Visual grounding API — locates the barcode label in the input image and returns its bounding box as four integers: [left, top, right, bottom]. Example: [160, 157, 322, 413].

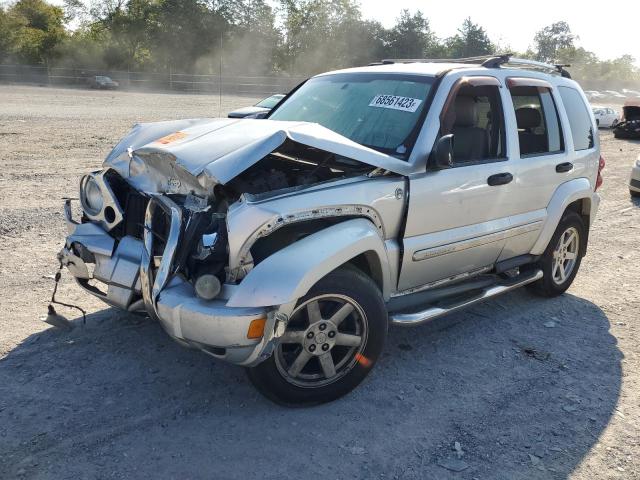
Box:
[369, 95, 422, 112]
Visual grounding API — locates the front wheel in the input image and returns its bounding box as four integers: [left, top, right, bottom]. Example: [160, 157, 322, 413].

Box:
[528, 211, 585, 297]
[247, 268, 388, 406]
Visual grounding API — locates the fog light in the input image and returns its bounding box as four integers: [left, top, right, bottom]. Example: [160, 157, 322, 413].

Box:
[194, 274, 221, 300]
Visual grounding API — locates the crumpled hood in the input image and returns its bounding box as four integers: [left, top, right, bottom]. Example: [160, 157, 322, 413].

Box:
[104, 118, 411, 192]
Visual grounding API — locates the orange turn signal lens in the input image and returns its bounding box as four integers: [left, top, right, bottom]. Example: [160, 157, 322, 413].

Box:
[247, 317, 267, 339]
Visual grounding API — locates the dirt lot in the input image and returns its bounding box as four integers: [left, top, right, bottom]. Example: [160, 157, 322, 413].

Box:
[0, 85, 638, 480]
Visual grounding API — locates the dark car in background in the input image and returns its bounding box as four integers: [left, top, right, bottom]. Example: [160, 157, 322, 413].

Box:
[614, 99, 640, 139]
[88, 75, 119, 90]
[227, 94, 285, 118]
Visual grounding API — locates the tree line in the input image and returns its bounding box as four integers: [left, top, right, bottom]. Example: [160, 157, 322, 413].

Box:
[0, 0, 638, 89]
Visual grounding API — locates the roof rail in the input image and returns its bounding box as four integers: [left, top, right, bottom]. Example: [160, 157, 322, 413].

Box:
[381, 54, 511, 66]
[504, 58, 572, 78]
[375, 54, 572, 78]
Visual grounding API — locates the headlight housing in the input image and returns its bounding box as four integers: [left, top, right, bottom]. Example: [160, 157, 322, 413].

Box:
[81, 176, 104, 215]
[635, 158, 640, 168]
[78, 171, 124, 230]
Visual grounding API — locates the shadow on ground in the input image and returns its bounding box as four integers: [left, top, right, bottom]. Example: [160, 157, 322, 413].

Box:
[0, 289, 621, 480]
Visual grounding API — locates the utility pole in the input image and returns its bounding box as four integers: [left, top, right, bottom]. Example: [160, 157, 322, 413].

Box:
[219, 29, 223, 117]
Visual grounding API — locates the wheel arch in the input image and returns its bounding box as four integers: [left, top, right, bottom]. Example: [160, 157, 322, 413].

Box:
[226, 218, 391, 308]
[530, 178, 600, 256]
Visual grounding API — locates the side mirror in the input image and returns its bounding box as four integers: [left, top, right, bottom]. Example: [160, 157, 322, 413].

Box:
[432, 134, 454, 169]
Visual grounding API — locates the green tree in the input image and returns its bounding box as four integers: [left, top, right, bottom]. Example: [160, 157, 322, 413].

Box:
[386, 10, 440, 59]
[0, 7, 23, 62]
[9, 0, 67, 64]
[219, 0, 282, 75]
[278, 0, 365, 74]
[533, 21, 575, 63]
[445, 17, 494, 58]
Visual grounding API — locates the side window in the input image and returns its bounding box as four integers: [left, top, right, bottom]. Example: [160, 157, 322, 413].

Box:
[558, 86, 595, 151]
[509, 86, 564, 156]
[441, 84, 506, 165]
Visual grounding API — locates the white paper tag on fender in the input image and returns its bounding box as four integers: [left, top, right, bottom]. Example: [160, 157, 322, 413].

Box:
[369, 95, 422, 112]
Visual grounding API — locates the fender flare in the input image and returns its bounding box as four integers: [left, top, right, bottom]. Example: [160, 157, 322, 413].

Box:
[226, 218, 391, 308]
[530, 178, 599, 255]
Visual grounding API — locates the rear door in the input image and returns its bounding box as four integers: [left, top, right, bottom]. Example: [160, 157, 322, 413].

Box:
[500, 78, 596, 261]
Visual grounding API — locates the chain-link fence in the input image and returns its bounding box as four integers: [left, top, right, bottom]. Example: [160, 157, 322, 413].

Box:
[0, 64, 306, 96]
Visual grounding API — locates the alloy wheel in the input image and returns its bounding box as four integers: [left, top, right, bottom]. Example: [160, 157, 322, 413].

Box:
[551, 226, 579, 285]
[275, 294, 368, 388]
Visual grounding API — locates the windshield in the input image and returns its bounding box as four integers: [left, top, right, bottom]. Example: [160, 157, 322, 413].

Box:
[269, 73, 435, 158]
[256, 95, 284, 109]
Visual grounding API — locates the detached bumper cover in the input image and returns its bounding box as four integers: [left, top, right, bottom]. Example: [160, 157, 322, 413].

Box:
[59, 199, 276, 366]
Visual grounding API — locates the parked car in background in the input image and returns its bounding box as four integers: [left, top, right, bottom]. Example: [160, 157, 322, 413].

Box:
[58, 56, 602, 405]
[227, 94, 285, 118]
[592, 107, 620, 128]
[629, 154, 640, 198]
[614, 99, 640, 139]
[88, 75, 119, 90]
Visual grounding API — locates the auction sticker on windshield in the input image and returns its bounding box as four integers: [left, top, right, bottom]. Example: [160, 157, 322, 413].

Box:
[369, 95, 422, 113]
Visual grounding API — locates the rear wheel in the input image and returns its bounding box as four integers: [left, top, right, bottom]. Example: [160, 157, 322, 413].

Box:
[528, 212, 585, 297]
[247, 268, 387, 406]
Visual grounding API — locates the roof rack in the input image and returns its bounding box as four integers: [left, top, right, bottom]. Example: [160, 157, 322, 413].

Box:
[379, 54, 511, 66]
[374, 54, 571, 78]
[503, 58, 572, 78]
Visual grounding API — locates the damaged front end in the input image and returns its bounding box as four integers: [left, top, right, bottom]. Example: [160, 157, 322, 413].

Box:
[59, 118, 403, 366]
[60, 175, 272, 365]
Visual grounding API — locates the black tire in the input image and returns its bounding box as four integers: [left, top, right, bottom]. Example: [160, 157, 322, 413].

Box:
[528, 211, 586, 297]
[631, 189, 640, 198]
[247, 267, 388, 406]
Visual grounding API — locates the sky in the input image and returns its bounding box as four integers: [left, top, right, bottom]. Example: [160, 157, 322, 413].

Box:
[358, 0, 639, 64]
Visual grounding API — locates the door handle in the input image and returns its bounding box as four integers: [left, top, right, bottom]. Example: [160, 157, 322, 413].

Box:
[556, 162, 574, 173]
[487, 172, 513, 186]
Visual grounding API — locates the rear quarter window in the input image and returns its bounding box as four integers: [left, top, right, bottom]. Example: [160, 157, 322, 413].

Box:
[558, 87, 594, 151]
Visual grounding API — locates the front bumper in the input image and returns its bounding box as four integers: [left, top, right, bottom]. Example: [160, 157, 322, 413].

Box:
[60, 198, 281, 366]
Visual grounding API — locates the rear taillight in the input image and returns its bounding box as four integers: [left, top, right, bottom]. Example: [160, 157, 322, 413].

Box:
[595, 155, 605, 191]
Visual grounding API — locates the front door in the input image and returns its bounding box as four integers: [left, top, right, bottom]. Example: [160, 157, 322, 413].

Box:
[398, 76, 518, 291]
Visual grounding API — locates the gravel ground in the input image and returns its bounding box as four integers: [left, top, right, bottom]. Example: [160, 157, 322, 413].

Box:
[0, 85, 639, 480]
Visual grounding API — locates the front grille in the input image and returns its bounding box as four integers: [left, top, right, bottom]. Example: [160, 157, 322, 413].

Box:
[123, 192, 149, 238]
[103, 169, 149, 240]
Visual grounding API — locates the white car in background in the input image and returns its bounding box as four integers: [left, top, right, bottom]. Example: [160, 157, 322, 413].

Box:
[592, 107, 620, 128]
[630, 154, 640, 198]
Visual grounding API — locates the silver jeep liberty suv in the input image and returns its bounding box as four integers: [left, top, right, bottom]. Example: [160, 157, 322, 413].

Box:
[59, 55, 603, 405]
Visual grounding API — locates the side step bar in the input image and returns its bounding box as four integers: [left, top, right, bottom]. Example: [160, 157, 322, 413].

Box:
[390, 269, 543, 327]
